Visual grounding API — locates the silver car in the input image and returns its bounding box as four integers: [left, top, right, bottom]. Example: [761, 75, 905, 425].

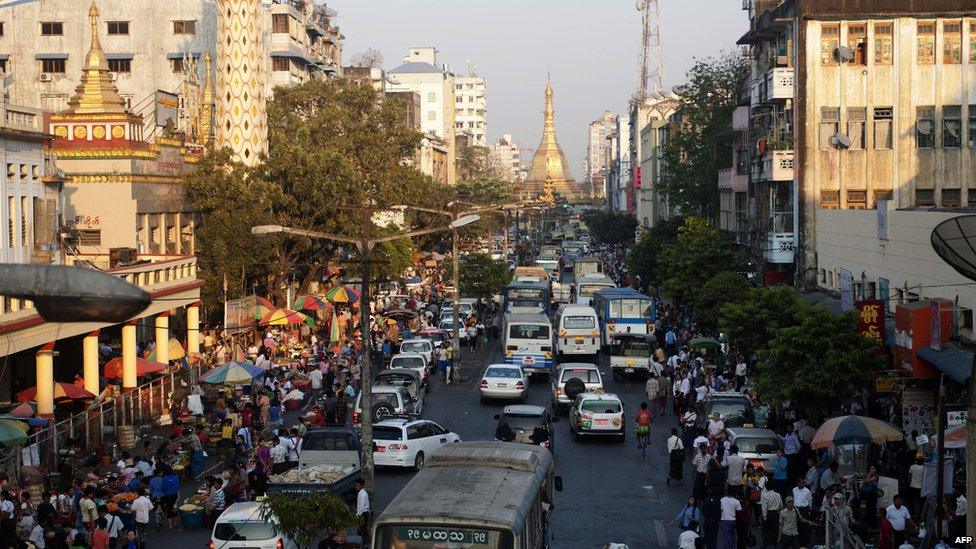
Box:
[727, 427, 782, 472]
[551, 363, 603, 414]
[480, 364, 529, 402]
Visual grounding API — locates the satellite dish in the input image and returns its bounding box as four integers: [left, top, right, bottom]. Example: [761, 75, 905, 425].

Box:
[835, 46, 855, 62]
[672, 84, 691, 96]
[932, 215, 976, 282]
[832, 133, 852, 149]
[636, 0, 646, 11]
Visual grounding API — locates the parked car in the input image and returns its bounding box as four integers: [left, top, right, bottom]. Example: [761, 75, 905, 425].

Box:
[551, 363, 604, 414]
[437, 317, 458, 339]
[569, 392, 625, 442]
[440, 299, 475, 321]
[479, 364, 529, 402]
[696, 391, 755, 430]
[372, 418, 461, 470]
[727, 427, 782, 472]
[493, 404, 557, 454]
[416, 328, 448, 346]
[373, 368, 426, 400]
[212, 502, 297, 549]
[399, 338, 434, 366]
[352, 385, 423, 427]
[388, 352, 429, 382]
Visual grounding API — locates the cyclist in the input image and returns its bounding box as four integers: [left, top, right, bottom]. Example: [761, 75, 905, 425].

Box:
[635, 402, 654, 449]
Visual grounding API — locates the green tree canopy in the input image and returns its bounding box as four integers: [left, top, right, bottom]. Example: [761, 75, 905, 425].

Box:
[659, 51, 745, 220]
[456, 144, 502, 181]
[583, 210, 638, 246]
[260, 492, 358, 549]
[444, 252, 511, 301]
[692, 271, 751, 333]
[717, 286, 809, 356]
[626, 216, 683, 290]
[657, 217, 747, 306]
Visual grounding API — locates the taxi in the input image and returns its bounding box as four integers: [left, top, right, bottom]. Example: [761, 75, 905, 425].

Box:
[568, 391, 625, 442]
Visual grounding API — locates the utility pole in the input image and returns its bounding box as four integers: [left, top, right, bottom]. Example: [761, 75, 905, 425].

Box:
[451, 201, 461, 383]
[356, 206, 376, 496]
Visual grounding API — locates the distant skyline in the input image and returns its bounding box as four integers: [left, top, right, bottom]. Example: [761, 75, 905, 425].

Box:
[331, 1, 747, 176]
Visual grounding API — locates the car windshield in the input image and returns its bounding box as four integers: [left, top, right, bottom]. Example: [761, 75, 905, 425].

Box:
[620, 339, 652, 357]
[485, 367, 521, 379]
[213, 522, 277, 541]
[561, 369, 600, 384]
[401, 342, 429, 353]
[496, 413, 544, 432]
[581, 399, 622, 414]
[376, 374, 415, 387]
[563, 316, 595, 329]
[735, 436, 781, 454]
[509, 324, 550, 340]
[372, 426, 404, 441]
[707, 401, 750, 418]
[392, 356, 424, 368]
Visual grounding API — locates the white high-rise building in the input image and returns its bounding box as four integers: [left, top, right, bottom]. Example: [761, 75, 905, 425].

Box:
[454, 74, 487, 147]
[488, 134, 525, 183]
[586, 111, 616, 199]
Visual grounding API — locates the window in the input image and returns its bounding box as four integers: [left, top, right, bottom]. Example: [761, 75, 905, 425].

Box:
[107, 21, 129, 35]
[848, 24, 867, 65]
[819, 107, 840, 149]
[874, 107, 893, 149]
[19, 197, 27, 247]
[41, 59, 65, 74]
[272, 57, 289, 71]
[821, 24, 839, 65]
[917, 106, 935, 148]
[427, 92, 437, 102]
[847, 107, 866, 149]
[942, 189, 961, 207]
[847, 190, 867, 208]
[969, 191, 976, 207]
[943, 106, 962, 148]
[108, 58, 130, 73]
[40, 22, 63, 36]
[7, 197, 14, 247]
[943, 21, 962, 64]
[170, 58, 184, 73]
[874, 22, 893, 64]
[915, 189, 935, 206]
[917, 22, 935, 64]
[427, 110, 436, 121]
[0, 59, 7, 73]
[971, 23, 976, 63]
[0, 22, 5, 37]
[821, 191, 840, 209]
[969, 105, 976, 147]
[874, 190, 893, 205]
[272, 14, 289, 33]
[172, 20, 195, 35]
[76, 229, 101, 246]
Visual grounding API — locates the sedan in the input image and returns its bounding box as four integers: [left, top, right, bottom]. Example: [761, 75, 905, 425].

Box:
[373, 419, 461, 470]
[480, 364, 528, 403]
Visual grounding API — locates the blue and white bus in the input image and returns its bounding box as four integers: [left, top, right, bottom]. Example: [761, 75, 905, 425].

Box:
[503, 312, 554, 376]
[591, 287, 656, 349]
[501, 281, 551, 316]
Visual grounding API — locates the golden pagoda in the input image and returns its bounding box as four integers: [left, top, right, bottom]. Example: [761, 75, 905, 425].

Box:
[523, 76, 584, 203]
[65, 3, 128, 115]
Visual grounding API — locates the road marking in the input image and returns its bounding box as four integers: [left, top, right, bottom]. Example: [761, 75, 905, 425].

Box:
[654, 519, 668, 546]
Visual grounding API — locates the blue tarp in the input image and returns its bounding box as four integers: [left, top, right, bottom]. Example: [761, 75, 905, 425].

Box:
[917, 345, 973, 384]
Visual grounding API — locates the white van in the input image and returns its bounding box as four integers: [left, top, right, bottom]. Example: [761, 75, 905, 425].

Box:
[502, 312, 554, 377]
[572, 273, 615, 306]
[554, 304, 600, 359]
[212, 501, 297, 549]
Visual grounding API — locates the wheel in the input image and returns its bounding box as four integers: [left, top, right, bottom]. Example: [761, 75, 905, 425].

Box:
[371, 403, 394, 422]
[414, 451, 425, 470]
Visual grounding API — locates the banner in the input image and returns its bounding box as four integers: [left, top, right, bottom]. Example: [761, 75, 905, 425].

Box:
[930, 300, 942, 351]
[224, 295, 259, 336]
[901, 387, 935, 435]
[154, 90, 179, 128]
[856, 300, 885, 346]
[840, 268, 854, 311]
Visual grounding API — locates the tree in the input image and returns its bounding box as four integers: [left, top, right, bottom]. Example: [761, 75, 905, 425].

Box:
[717, 286, 809, 356]
[692, 271, 751, 333]
[626, 216, 683, 290]
[260, 492, 358, 549]
[659, 52, 745, 220]
[456, 144, 502, 181]
[754, 306, 885, 409]
[444, 253, 511, 301]
[657, 217, 747, 306]
[583, 210, 638, 246]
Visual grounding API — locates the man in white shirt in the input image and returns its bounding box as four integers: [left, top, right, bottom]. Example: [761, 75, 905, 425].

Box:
[707, 413, 725, 439]
[130, 488, 154, 545]
[309, 367, 323, 391]
[885, 495, 915, 547]
[678, 522, 700, 549]
[734, 358, 747, 387]
[355, 479, 370, 545]
[719, 491, 742, 549]
[792, 478, 814, 545]
[726, 445, 746, 495]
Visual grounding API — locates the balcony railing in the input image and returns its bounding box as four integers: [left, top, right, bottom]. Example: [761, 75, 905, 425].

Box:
[1, 104, 43, 134]
[765, 67, 794, 101]
[718, 167, 749, 192]
[753, 150, 794, 182]
[766, 232, 795, 264]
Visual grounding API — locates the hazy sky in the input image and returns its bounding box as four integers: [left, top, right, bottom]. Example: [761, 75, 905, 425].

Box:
[331, 1, 747, 175]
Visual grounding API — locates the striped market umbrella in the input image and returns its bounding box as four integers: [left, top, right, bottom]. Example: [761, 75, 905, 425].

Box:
[17, 382, 95, 402]
[103, 357, 168, 379]
[8, 402, 36, 418]
[811, 415, 904, 449]
[259, 308, 307, 326]
[0, 419, 28, 446]
[293, 294, 329, 311]
[253, 296, 276, 320]
[202, 361, 266, 386]
[325, 285, 360, 304]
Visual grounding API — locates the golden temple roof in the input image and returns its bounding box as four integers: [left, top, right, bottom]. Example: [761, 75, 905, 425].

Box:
[65, 2, 129, 115]
[523, 75, 584, 203]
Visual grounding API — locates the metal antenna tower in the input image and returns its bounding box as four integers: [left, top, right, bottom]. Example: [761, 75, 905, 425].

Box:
[633, 0, 664, 104]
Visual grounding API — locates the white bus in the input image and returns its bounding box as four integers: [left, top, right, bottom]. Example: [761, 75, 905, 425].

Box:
[572, 273, 615, 306]
[554, 304, 600, 359]
[372, 441, 562, 549]
[502, 312, 554, 377]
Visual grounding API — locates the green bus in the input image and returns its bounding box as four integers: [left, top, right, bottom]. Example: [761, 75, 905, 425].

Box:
[372, 441, 562, 548]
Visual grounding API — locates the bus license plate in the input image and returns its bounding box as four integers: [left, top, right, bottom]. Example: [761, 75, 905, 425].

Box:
[574, 337, 584, 343]
[523, 356, 535, 365]
[625, 368, 634, 373]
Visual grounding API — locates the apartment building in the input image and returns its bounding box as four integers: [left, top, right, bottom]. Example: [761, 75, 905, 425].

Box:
[630, 94, 678, 229]
[454, 74, 487, 147]
[586, 111, 616, 200]
[488, 134, 526, 183]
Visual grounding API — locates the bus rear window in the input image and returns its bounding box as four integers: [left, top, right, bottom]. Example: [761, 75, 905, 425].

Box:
[563, 316, 595, 329]
[213, 522, 277, 541]
[509, 324, 550, 340]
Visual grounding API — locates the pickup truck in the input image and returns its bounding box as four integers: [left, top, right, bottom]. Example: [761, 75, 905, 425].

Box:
[609, 333, 655, 381]
[265, 428, 362, 502]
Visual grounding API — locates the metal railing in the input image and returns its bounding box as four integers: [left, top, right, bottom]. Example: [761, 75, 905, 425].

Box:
[824, 507, 867, 549]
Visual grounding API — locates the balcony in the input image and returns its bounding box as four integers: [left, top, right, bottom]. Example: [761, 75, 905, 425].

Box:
[718, 167, 748, 192]
[766, 232, 795, 264]
[764, 67, 793, 100]
[753, 150, 794, 181]
[1, 104, 43, 134]
[732, 106, 750, 132]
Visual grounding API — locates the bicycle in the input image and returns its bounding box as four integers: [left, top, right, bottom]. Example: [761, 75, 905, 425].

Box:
[635, 426, 650, 458]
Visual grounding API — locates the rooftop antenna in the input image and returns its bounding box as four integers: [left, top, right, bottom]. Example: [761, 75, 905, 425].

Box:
[632, 0, 664, 105]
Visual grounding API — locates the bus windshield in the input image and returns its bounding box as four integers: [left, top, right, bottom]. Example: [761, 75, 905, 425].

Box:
[609, 298, 653, 318]
[579, 283, 613, 297]
[506, 288, 546, 309]
[509, 324, 550, 340]
[375, 525, 514, 548]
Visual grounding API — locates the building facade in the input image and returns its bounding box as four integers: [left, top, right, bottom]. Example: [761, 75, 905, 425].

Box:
[454, 74, 487, 147]
[630, 94, 678, 228]
[605, 115, 631, 213]
[488, 134, 525, 183]
[586, 111, 616, 201]
[386, 47, 457, 185]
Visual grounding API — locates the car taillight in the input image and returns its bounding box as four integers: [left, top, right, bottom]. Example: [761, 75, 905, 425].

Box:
[209, 542, 214, 549]
[387, 443, 407, 450]
[352, 411, 361, 425]
[480, 380, 489, 388]
[515, 381, 524, 389]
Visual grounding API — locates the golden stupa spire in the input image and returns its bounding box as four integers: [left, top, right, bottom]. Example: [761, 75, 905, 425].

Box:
[65, 1, 128, 115]
[200, 51, 215, 144]
[523, 74, 583, 202]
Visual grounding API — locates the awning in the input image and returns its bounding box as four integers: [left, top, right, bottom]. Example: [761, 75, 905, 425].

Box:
[35, 53, 68, 60]
[270, 49, 314, 66]
[106, 53, 134, 60]
[0, 55, 8, 61]
[916, 345, 972, 384]
[167, 52, 201, 60]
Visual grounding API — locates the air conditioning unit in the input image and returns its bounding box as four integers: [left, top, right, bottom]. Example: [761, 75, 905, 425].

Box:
[39, 73, 53, 82]
[109, 247, 138, 268]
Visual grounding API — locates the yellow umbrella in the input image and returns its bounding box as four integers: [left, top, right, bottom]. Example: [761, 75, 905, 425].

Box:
[147, 338, 186, 361]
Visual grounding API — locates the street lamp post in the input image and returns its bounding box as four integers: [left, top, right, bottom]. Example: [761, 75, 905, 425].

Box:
[250, 214, 479, 496]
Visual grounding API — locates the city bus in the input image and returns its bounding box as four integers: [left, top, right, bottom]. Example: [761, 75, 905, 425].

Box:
[372, 441, 562, 549]
[572, 256, 603, 277]
[554, 303, 600, 359]
[502, 312, 554, 376]
[511, 266, 548, 284]
[501, 281, 551, 315]
[559, 241, 586, 271]
[591, 287, 656, 350]
[571, 273, 615, 306]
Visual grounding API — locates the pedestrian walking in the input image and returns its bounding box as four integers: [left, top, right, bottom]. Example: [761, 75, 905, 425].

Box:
[720, 489, 741, 549]
[354, 479, 370, 547]
[667, 428, 684, 485]
[130, 488, 153, 547]
[692, 443, 709, 501]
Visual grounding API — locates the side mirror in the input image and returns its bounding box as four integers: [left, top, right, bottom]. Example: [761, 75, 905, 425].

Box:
[551, 417, 560, 423]
[493, 414, 500, 420]
[554, 476, 564, 492]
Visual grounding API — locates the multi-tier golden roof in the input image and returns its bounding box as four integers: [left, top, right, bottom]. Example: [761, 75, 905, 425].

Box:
[65, 2, 129, 115]
[523, 77, 584, 203]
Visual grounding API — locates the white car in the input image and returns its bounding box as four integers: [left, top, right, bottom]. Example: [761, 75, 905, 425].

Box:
[373, 418, 461, 470]
[480, 364, 529, 402]
[569, 392, 626, 442]
[388, 352, 429, 378]
[212, 501, 296, 549]
[551, 363, 604, 414]
[440, 299, 475, 321]
[399, 338, 434, 366]
[437, 318, 458, 339]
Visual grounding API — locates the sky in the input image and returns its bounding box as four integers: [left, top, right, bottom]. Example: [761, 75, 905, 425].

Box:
[330, 1, 747, 176]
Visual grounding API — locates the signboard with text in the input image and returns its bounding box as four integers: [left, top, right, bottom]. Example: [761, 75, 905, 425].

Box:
[856, 300, 885, 346]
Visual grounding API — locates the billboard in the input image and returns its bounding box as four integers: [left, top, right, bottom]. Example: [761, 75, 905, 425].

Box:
[856, 300, 885, 346]
[224, 295, 258, 335]
[154, 90, 179, 128]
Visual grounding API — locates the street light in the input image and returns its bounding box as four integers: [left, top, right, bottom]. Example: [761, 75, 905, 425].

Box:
[250, 214, 479, 496]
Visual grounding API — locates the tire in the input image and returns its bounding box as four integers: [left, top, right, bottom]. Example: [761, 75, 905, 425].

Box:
[371, 403, 394, 422]
[564, 378, 586, 401]
[414, 451, 425, 471]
